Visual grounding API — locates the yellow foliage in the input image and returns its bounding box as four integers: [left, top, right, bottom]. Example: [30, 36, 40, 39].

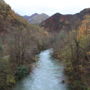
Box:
[7, 74, 16, 85]
[78, 15, 90, 39]
[87, 52, 90, 55]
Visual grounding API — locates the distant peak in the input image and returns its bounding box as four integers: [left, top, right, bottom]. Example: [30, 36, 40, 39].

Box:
[54, 13, 62, 15]
[52, 13, 62, 17]
[55, 13, 61, 15]
[41, 13, 47, 15]
[82, 8, 90, 11]
[32, 13, 38, 15]
[80, 8, 90, 15]
[30, 13, 38, 17]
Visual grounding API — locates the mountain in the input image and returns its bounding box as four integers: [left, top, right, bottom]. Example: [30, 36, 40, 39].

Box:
[24, 13, 38, 21]
[46, 8, 90, 90]
[40, 8, 90, 33]
[0, 0, 30, 34]
[24, 13, 49, 24]
[0, 0, 48, 40]
[0, 0, 49, 65]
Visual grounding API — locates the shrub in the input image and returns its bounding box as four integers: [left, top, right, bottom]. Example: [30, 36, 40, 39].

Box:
[15, 65, 29, 80]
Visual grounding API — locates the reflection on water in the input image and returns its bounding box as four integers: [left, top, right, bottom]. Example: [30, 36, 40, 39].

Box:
[13, 49, 67, 90]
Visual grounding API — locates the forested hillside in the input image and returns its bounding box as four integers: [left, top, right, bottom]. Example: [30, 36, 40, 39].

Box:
[47, 9, 90, 90]
[0, 0, 49, 90]
[41, 8, 90, 33]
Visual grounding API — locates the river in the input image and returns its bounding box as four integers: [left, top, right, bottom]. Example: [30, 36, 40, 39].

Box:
[13, 49, 67, 90]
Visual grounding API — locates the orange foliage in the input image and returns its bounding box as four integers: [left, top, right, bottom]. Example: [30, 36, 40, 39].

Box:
[78, 15, 90, 39]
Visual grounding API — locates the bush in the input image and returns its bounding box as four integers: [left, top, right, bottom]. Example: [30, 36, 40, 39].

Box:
[0, 57, 15, 89]
[15, 65, 29, 80]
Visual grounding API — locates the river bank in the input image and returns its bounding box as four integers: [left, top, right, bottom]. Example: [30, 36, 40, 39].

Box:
[13, 49, 68, 90]
[53, 48, 90, 90]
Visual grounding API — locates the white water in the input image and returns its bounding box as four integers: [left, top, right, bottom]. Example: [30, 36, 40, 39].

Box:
[13, 49, 67, 90]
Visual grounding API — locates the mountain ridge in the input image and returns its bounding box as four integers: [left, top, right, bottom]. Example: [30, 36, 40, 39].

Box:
[40, 8, 90, 33]
[24, 13, 49, 24]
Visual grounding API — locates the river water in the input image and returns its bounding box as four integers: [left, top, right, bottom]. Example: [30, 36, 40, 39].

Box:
[13, 49, 67, 90]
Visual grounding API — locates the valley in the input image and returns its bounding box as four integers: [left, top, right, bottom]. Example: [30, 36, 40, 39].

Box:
[0, 0, 90, 90]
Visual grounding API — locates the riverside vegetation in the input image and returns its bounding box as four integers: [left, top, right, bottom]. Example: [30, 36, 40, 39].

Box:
[0, 0, 50, 90]
[0, 0, 90, 90]
[47, 14, 90, 90]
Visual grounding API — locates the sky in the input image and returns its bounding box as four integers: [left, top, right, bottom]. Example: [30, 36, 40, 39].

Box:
[4, 0, 90, 16]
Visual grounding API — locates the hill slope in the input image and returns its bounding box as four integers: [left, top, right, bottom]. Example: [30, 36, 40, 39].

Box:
[0, 1, 49, 90]
[41, 8, 90, 33]
[24, 13, 49, 24]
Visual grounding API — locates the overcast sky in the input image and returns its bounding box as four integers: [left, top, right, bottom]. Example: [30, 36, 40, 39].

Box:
[4, 0, 90, 16]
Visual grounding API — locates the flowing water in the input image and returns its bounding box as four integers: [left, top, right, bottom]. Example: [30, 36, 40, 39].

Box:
[13, 49, 67, 90]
